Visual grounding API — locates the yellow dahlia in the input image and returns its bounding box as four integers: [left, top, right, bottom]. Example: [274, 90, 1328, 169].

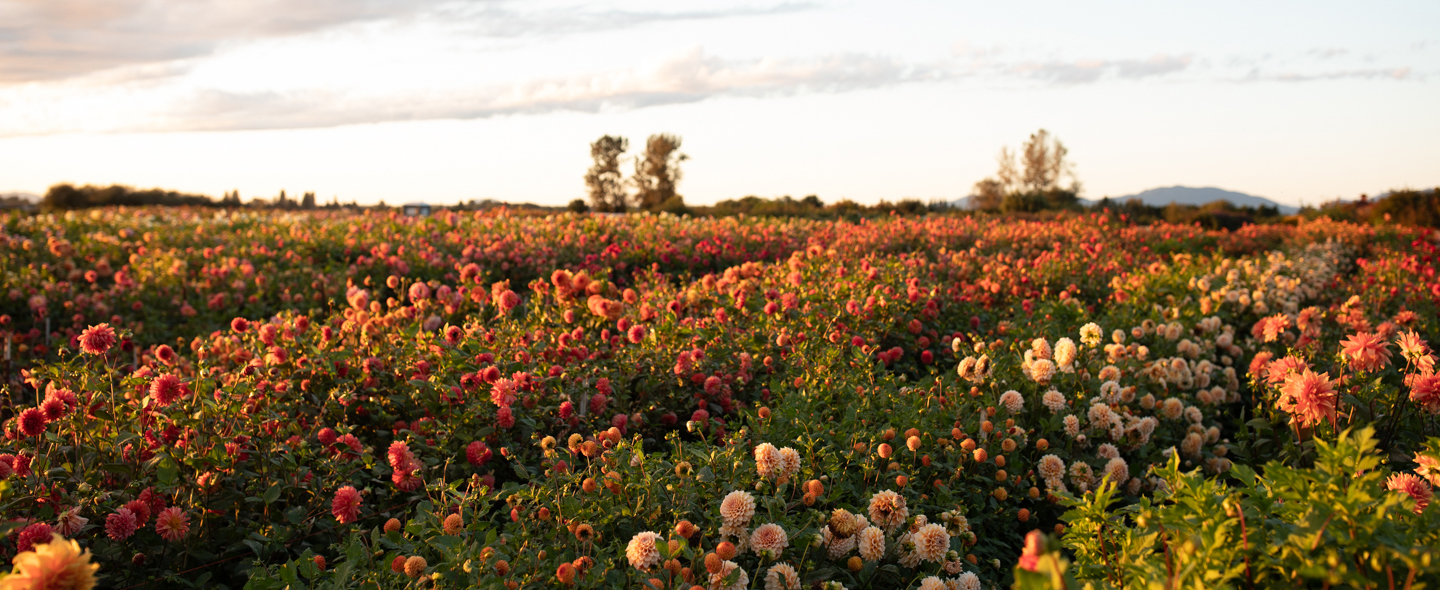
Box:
[1, 534, 99, 590]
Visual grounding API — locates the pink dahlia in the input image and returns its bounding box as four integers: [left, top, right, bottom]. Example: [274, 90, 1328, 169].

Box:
[155, 506, 190, 541]
[1248, 351, 1274, 381]
[1409, 373, 1440, 414]
[1386, 473, 1432, 514]
[387, 441, 416, 471]
[465, 441, 492, 467]
[1341, 332, 1392, 373]
[332, 486, 362, 524]
[154, 344, 178, 365]
[18, 407, 47, 438]
[78, 323, 116, 355]
[1277, 369, 1337, 429]
[1265, 356, 1310, 386]
[15, 522, 54, 554]
[1018, 529, 1044, 572]
[149, 374, 185, 407]
[1261, 314, 1290, 343]
[39, 397, 66, 422]
[1415, 453, 1440, 488]
[123, 499, 151, 525]
[105, 508, 138, 541]
[1396, 331, 1435, 373]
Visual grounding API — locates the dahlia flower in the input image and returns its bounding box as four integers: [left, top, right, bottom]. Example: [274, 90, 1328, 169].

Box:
[625, 531, 662, 571]
[778, 447, 801, 479]
[1409, 373, 1440, 414]
[754, 443, 781, 479]
[1041, 390, 1066, 413]
[912, 523, 949, 563]
[867, 490, 908, 531]
[17, 408, 46, 438]
[331, 486, 362, 524]
[720, 491, 756, 527]
[1414, 453, 1440, 487]
[750, 523, 788, 557]
[953, 572, 982, 590]
[999, 390, 1024, 413]
[857, 526, 885, 561]
[709, 560, 747, 590]
[149, 374, 184, 407]
[155, 507, 189, 541]
[78, 324, 116, 355]
[1277, 369, 1337, 429]
[1, 533, 99, 590]
[1386, 473, 1432, 514]
[1341, 331, 1392, 373]
[764, 563, 800, 590]
[1037, 455, 1065, 481]
[104, 509, 137, 541]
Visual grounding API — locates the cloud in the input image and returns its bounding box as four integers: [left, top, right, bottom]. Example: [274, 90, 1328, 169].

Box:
[0, 47, 936, 135]
[0, 0, 814, 83]
[0, 0, 465, 82]
[1010, 54, 1192, 85]
[1308, 47, 1349, 59]
[1267, 67, 1413, 82]
[436, 3, 815, 38]
[176, 49, 930, 131]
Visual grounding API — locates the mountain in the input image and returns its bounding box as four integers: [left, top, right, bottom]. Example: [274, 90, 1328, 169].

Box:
[0, 192, 41, 210]
[1105, 186, 1297, 215]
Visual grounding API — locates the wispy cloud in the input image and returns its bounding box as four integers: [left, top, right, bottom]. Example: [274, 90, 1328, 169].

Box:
[0, 48, 934, 135]
[435, 3, 815, 38]
[0, 0, 816, 83]
[0, 0, 475, 82]
[1259, 67, 1413, 82]
[1009, 54, 1192, 85]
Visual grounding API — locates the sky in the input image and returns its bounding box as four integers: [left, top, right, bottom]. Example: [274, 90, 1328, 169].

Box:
[0, 1, 1437, 208]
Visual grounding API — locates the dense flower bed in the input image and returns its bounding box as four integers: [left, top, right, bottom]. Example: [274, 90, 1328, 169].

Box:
[0, 209, 1437, 589]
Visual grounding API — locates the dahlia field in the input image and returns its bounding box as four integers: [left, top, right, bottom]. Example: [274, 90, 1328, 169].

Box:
[1, 208, 1438, 590]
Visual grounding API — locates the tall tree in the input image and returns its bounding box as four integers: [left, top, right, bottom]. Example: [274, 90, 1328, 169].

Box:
[632, 134, 688, 210]
[971, 129, 1080, 211]
[584, 135, 630, 212]
[1019, 129, 1076, 193]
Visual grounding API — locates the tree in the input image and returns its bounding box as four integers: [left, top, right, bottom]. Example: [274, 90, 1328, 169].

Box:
[584, 135, 630, 212]
[970, 178, 1006, 211]
[567, 199, 590, 213]
[971, 129, 1081, 211]
[632, 134, 688, 211]
[1018, 129, 1077, 194]
[301, 192, 316, 209]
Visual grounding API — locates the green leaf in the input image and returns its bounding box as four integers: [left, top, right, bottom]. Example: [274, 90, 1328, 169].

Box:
[157, 456, 179, 486]
[263, 484, 282, 505]
[1230, 464, 1258, 488]
[286, 506, 307, 525]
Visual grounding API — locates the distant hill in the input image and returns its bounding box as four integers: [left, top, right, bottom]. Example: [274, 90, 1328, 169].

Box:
[1106, 186, 1297, 215]
[0, 192, 40, 210]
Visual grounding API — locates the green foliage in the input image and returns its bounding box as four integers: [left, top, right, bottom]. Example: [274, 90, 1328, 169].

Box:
[1057, 427, 1440, 589]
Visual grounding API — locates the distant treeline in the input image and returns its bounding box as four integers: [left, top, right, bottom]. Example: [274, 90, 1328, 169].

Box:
[44, 184, 219, 210]
[41, 184, 361, 211]
[1090, 197, 1287, 230]
[683, 195, 953, 219]
[31, 183, 1440, 229]
[1300, 189, 1440, 228]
